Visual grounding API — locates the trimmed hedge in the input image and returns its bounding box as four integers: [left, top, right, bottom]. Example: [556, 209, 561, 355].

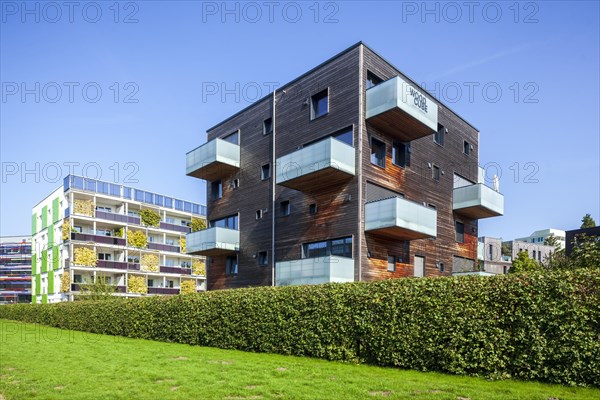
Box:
[2, 269, 598, 386]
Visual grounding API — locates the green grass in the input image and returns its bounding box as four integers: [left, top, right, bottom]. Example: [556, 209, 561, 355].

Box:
[0, 320, 598, 400]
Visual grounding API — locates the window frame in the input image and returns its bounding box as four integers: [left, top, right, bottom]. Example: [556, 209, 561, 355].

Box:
[434, 124, 445, 146]
[211, 180, 223, 200]
[463, 140, 470, 155]
[455, 221, 465, 243]
[280, 200, 291, 217]
[370, 137, 386, 169]
[310, 88, 329, 120]
[432, 165, 441, 181]
[387, 255, 396, 272]
[263, 118, 273, 135]
[260, 163, 271, 181]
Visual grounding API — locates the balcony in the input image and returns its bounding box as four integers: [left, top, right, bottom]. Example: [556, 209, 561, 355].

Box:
[159, 221, 191, 233]
[147, 242, 180, 253]
[186, 138, 240, 181]
[276, 256, 354, 286]
[97, 260, 128, 270]
[276, 137, 355, 192]
[148, 287, 180, 295]
[95, 210, 140, 225]
[366, 76, 438, 142]
[71, 283, 126, 293]
[453, 183, 504, 219]
[186, 228, 239, 256]
[71, 232, 126, 246]
[159, 266, 192, 275]
[365, 197, 437, 240]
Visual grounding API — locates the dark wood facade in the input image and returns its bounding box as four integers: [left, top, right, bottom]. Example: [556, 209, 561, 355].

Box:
[194, 43, 483, 290]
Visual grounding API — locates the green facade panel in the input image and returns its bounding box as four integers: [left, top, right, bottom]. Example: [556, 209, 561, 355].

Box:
[35, 275, 41, 295]
[31, 255, 37, 275]
[42, 294, 48, 304]
[32, 296, 37, 304]
[41, 206, 48, 230]
[48, 272, 55, 294]
[52, 247, 60, 270]
[41, 250, 48, 273]
[52, 197, 60, 223]
[48, 223, 54, 248]
[32, 213, 37, 234]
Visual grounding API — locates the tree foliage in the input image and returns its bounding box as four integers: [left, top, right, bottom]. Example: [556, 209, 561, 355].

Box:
[78, 276, 116, 301]
[73, 247, 97, 267]
[127, 275, 147, 294]
[191, 217, 206, 232]
[140, 253, 159, 272]
[139, 209, 161, 227]
[509, 251, 540, 274]
[581, 213, 597, 229]
[180, 279, 196, 295]
[127, 229, 148, 248]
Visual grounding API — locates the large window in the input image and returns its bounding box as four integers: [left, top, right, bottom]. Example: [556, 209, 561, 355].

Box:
[392, 141, 409, 167]
[223, 130, 239, 145]
[455, 221, 465, 243]
[310, 89, 329, 120]
[302, 236, 352, 259]
[226, 255, 238, 276]
[371, 137, 386, 168]
[210, 214, 238, 230]
[332, 127, 353, 146]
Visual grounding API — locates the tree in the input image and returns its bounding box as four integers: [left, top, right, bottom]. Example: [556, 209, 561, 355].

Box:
[509, 251, 541, 274]
[544, 234, 561, 248]
[581, 213, 596, 229]
[569, 234, 600, 270]
[191, 217, 206, 232]
[78, 276, 116, 301]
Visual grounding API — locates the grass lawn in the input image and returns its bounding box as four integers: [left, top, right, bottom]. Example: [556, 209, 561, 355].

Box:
[0, 320, 598, 400]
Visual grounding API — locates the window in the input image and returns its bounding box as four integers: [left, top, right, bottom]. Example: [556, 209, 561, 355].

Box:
[438, 262, 445, 272]
[96, 206, 112, 213]
[73, 274, 82, 283]
[488, 244, 494, 260]
[165, 217, 174, 224]
[167, 280, 174, 288]
[463, 140, 470, 155]
[98, 253, 111, 261]
[211, 180, 223, 200]
[392, 141, 409, 167]
[309, 203, 317, 215]
[226, 255, 238, 276]
[310, 89, 329, 119]
[127, 255, 139, 263]
[302, 237, 352, 259]
[538, 251, 542, 261]
[387, 256, 396, 272]
[231, 179, 240, 189]
[366, 71, 383, 89]
[533, 250, 537, 260]
[258, 251, 268, 266]
[371, 137, 386, 168]
[435, 124, 445, 146]
[280, 200, 290, 217]
[73, 226, 82, 233]
[154, 195, 164, 207]
[261, 164, 271, 180]
[255, 209, 263, 220]
[148, 279, 154, 287]
[223, 130, 239, 145]
[432, 165, 440, 181]
[210, 214, 238, 230]
[455, 221, 465, 243]
[332, 127, 353, 146]
[263, 118, 273, 135]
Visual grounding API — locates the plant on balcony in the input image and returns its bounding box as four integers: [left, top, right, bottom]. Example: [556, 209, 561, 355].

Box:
[179, 237, 186, 253]
[191, 217, 206, 232]
[73, 247, 97, 267]
[127, 275, 147, 294]
[127, 229, 147, 248]
[180, 279, 196, 295]
[79, 276, 116, 301]
[139, 209, 161, 227]
[192, 259, 205, 276]
[60, 272, 70, 292]
[74, 199, 94, 217]
[62, 219, 73, 241]
[140, 253, 159, 272]
[115, 227, 124, 238]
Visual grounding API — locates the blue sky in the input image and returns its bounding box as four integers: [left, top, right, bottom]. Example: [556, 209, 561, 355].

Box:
[1, 0, 599, 240]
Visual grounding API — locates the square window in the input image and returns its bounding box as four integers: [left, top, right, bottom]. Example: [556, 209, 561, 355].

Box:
[280, 200, 290, 217]
[211, 180, 222, 200]
[432, 165, 440, 181]
[310, 89, 329, 120]
[392, 142, 409, 167]
[258, 251, 268, 267]
[263, 118, 273, 135]
[371, 138, 386, 168]
[455, 221, 465, 243]
[223, 131, 239, 145]
[309, 203, 317, 215]
[261, 164, 271, 180]
[387, 256, 396, 272]
[435, 124, 445, 146]
[255, 209, 263, 220]
[366, 71, 383, 89]
[464, 141, 470, 155]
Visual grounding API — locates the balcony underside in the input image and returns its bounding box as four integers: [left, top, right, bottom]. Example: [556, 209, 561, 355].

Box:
[366, 225, 434, 241]
[189, 246, 237, 257]
[454, 205, 502, 219]
[187, 162, 239, 182]
[278, 167, 353, 193]
[367, 108, 435, 142]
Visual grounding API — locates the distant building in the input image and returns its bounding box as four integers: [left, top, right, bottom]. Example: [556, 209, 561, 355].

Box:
[0, 236, 32, 304]
[477, 236, 558, 274]
[565, 226, 600, 256]
[514, 228, 566, 248]
[31, 175, 207, 303]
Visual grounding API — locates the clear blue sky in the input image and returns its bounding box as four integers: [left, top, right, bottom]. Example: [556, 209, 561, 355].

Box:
[1, 0, 599, 240]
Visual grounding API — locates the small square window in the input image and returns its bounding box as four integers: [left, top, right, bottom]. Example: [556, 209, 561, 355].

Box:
[310, 89, 329, 120]
[309, 203, 317, 215]
[255, 209, 263, 220]
[387, 256, 396, 272]
[280, 200, 290, 217]
[432, 165, 440, 181]
[263, 118, 273, 135]
[261, 164, 271, 180]
[211, 180, 223, 200]
[258, 251, 268, 267]
[371, 138, 386, 168]
[463, 141, 470, 155]
[435, 124, 445, 146]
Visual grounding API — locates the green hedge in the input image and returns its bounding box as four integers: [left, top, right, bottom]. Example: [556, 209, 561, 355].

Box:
[2, 269, 599, 386]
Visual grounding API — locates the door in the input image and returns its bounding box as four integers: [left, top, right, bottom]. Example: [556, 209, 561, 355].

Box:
[414, 255, 425, 277]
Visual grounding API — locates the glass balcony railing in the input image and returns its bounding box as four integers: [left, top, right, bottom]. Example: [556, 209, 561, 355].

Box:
[365, 196, 437, 240]
[366, 76, 438, 142]
[453, 183, 504, 219]
[186, 227, 239, 256]
[186, 138, 240, 181]
[276, 137, 355, 192]
[276, 256, 354, 286]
